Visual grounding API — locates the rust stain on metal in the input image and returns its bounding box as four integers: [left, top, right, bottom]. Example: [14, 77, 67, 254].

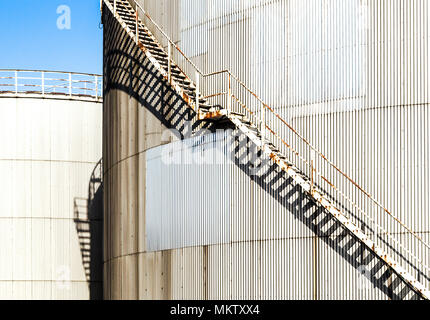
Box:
[182, 92, 190, 104]
[138, 42, 146, 51]
[269, 152, 279, 165]
[321, 176, 336, 190]
[200, 110, 223, 120]
[203, 92, 227, 100]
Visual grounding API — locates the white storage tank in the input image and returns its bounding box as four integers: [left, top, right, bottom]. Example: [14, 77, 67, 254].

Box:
[102, 0, 430, 299]
[0, 70, 103, 299]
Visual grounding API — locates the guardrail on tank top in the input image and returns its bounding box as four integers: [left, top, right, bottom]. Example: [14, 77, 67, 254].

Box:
[0, 69, 102, 100]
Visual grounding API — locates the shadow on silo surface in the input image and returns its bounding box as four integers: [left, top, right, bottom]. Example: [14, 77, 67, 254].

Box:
[102, 4, 424, 300]
[231, 137, 424, 300]
[73, 187, 103, 300]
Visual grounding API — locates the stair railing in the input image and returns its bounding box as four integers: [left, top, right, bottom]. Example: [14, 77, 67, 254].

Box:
[0, 69, 102, 99]
[107, 0, 430, 289]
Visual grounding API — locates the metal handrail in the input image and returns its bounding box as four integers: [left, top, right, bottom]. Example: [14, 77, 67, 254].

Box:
[130, 0, 428, 245]
[107, 0, 430, 284]
[0, 69, 103, 99]
[0, 68, 101, 77]
[231, 91, 430, 277]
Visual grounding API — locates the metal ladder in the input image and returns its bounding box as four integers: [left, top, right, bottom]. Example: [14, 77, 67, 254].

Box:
[102, 0, 430, 299]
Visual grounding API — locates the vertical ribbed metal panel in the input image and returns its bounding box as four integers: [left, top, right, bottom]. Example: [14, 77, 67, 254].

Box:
[146, 132, 230, 251]
[106, 0, 430, 299]
[142, 131, 393, 299]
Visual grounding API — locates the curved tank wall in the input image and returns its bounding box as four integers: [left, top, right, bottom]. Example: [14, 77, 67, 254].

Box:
[103, 0, 430, 299]
[136, 0, 430, 234]
[0, 95, 102, 299]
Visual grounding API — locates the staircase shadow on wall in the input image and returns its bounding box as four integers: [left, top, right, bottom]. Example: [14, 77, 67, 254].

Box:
[73, 185, 103, 300]
[102, 6, 423, 300]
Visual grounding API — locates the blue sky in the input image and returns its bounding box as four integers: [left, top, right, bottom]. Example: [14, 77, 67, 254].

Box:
[0, 0, 102, 74]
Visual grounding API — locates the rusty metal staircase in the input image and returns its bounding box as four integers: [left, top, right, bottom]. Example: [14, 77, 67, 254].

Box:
[102, 0, 430, 299]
